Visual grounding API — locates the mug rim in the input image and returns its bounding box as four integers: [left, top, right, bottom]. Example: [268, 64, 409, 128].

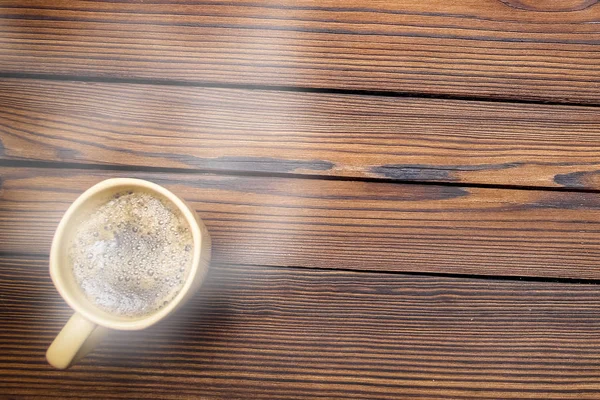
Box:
[50, 178, 203, 330]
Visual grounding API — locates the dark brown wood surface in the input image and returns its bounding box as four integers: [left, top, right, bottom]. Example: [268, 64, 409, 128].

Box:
[3, 167, 600, 279]
[4, 254, 600, 399]
[1, 0, 599, 103]
[2, 79, 600, 189]
[2, 0, 600, 398]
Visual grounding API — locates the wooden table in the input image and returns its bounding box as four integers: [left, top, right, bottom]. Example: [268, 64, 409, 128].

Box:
[1, 1, 600, 398]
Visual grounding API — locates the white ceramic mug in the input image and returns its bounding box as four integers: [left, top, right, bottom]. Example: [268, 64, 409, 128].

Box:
[46, 178, 211, 369]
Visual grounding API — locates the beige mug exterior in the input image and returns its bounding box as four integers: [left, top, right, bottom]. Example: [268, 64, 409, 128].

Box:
[46, 178, 211, 369]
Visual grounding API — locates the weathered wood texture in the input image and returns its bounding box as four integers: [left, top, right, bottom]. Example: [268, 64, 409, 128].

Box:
[3, 254, 600, 399]
[1, 0, 599, 103]
[2, 167, 600, 279]
[2, 79, 600, 189]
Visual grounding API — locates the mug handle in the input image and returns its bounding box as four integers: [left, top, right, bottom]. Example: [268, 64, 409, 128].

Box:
[46, 313, 109, 369]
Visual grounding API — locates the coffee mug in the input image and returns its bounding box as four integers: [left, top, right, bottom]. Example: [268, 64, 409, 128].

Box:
[46, 178, 211, 369]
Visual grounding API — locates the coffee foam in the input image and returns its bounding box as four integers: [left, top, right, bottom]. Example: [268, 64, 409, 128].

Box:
[69, 190, 193, 318]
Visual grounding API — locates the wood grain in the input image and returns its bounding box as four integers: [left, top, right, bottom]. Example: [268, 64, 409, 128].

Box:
[2, 167, 600, 279]
[1, 0, 599, 103]
[3, 254, 600, 399]
[2, 79, 600, 189]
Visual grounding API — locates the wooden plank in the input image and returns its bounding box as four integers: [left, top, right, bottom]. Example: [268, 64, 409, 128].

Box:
[0, 0, 599, 103]
[2, 79, 600, 189]
[2, 167, 600, 279]
[3, 254, 600, 399]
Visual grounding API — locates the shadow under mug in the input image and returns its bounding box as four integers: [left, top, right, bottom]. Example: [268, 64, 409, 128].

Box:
[46, 178, 211, 369]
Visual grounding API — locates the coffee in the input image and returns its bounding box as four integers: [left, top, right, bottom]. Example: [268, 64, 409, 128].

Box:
[68, 190, 193, 318]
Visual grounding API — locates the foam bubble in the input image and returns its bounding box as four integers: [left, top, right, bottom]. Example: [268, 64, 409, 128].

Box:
[69, 191, 193, 318]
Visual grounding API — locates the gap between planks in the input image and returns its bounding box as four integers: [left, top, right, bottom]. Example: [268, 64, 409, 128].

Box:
[2, 159, 600, 195]
[0, 71, 598, 108]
